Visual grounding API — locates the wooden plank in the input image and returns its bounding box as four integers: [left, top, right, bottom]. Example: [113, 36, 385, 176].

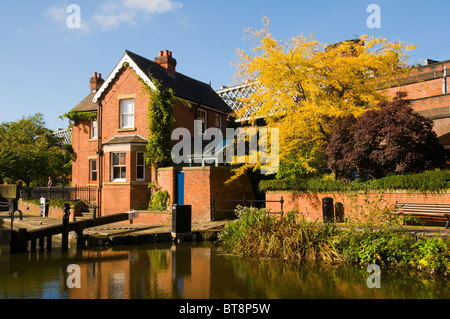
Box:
[396, 205, 450, 209]
[395, 206, 450, 211]
[25, 211, 139, 240]
[395, 212, 449, 217]
[396, 210, 450, 216]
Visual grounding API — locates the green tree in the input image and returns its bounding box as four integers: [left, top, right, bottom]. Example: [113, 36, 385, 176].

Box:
[0, 114, 68, 186]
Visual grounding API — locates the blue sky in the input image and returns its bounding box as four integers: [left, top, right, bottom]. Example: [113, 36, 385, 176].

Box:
[1, 0, 449, 130]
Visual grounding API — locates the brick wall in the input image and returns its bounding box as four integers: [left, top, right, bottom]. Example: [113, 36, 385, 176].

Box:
[156, 166, 255, 223]
[72, 119, 98, 187]
[383, 61, 450, 139]
[266, 191, 450, 223]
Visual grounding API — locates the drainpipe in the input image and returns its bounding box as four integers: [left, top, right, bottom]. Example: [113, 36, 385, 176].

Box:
[97, 100, 103, 217]
[443, 66, 447, 95]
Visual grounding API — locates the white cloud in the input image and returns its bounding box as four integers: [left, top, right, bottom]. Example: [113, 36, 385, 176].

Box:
[92, 0, 183, 30]
[45, 5, 67, 26]
[123, 0, 183, 13]
[45, 0, 183, 32]
[45, 3, 91, 33]
[92, 11, 135, 30]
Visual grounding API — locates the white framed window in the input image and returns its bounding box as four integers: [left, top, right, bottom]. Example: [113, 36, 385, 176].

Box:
[89, 159, 97, 181]
[136, 152, 145, 181]
[198, 109, 207, 132]
[120, 99, 135, 129]
[91, 119, 98, 139]
[111, 153, 126, 182]
[214, 114, 222, 130]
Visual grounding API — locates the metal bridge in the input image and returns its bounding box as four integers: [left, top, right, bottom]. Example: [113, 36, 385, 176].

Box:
[216, 82, 261, 121]
[53, 128, 72, 144]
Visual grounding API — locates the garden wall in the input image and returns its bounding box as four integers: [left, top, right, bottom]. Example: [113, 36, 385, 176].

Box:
[157, 166, 255, 223]
[265, 191, 450, 223]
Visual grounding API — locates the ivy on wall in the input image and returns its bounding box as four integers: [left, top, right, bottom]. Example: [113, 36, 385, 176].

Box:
[139, 76, 178, 168]
[59, 109, 97, 129]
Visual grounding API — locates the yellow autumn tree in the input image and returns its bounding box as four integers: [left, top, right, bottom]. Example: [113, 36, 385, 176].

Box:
[232, 17, 415, 179]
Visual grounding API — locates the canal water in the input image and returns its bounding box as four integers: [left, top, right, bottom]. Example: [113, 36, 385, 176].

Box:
[0, 238, 449, 299]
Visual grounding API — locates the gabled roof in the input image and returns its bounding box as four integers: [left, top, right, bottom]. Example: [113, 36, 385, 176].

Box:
[93, 50, 233, 114]
[103, 134, 148, 145]
[72, 92, 97, 112]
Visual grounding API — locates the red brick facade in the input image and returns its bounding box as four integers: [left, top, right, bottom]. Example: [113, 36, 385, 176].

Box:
[384, 60, 450, 140]
[71, 119, 98, 188]
[70, 51, 231, 220]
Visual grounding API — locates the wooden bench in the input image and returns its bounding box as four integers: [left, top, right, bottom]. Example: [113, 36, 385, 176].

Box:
[392, 202, 450, 229]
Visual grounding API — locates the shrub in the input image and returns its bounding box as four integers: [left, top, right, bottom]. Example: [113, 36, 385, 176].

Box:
[219, 206, 341, 262]
[259, 169, 450, 193]
[149, 190, 170, 211]
[327, 92, 447, 179]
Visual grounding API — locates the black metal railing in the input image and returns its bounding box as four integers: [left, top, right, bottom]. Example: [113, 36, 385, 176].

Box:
[20, 186, 97, 204]
[211, 196, 284, 221]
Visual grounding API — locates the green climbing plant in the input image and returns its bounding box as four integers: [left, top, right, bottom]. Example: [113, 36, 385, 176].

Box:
[59, 109, 97, 129]
[139, 77, 178, 168]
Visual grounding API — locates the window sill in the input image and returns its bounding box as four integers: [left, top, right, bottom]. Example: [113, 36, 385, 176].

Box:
[104, 181, 148, 186]
[88, 138, 98, 142]
[118, 127, 136, 132]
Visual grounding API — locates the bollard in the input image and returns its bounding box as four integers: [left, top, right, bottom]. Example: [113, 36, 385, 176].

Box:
[172, 205, 192, 240]
[322, 197, 334, 223]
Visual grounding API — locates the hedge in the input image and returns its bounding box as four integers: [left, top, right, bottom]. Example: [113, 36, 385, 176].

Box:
[258, 169, 450, 193]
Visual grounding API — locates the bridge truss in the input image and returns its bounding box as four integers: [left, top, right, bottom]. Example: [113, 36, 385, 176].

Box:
[216, 82, 261, 121]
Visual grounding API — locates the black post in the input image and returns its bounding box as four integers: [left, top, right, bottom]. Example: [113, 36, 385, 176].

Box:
[47, 236, 52, 252]
[280, 197, 284, 218]
[211, 197, 215, 222]
[62, 203, 70, 251]
[39, 237, 45, 251]
[17, 228, 28, 253]
[322, 197, 334, 223]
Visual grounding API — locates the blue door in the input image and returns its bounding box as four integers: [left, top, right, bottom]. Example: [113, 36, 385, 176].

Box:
[175, 171, 185, 205]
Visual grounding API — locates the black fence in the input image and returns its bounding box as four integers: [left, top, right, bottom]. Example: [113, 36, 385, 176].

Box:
[21, 186, 97, 205]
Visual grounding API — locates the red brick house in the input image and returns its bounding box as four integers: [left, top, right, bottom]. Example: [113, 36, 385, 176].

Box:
[70, 50, 234, 217]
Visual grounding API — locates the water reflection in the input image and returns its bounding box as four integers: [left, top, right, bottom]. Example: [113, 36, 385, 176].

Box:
[0, 242, 449, 299]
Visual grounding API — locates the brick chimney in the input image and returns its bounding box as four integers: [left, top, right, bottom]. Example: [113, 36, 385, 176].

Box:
[154, 50, 177, 74]
[90, 72, 104, 93]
